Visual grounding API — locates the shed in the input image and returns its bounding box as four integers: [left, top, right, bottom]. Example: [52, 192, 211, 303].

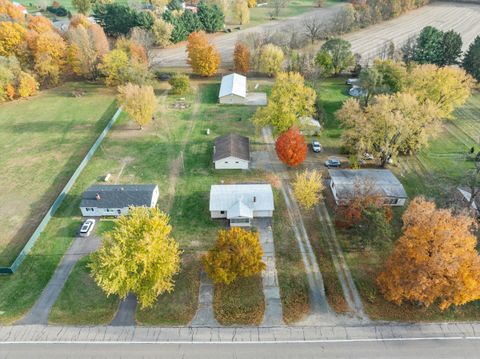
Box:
[209, 184, 274, 226]
[329, 169, 407, 206]
[213, 134, 250, 169]
[80, 184, 159, 217]
[219, 73, 247, 104]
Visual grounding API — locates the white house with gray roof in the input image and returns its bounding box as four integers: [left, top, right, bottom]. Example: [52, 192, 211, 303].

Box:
[218, 73, 267, 106]
[213, 134, 250, 169]
[329, 169, 407, 206]
[209, 184, 274, 227]
[80, 184, 159, 217]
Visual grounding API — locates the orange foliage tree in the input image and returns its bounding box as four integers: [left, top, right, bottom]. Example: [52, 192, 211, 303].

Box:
[233, 42, 250, 74]
[0, 0, 25, 22]
[186, 31, 220, 77]
[27, 15, 54, 33]
[275, 127, 307, 167]
[377, 197, 480, 310]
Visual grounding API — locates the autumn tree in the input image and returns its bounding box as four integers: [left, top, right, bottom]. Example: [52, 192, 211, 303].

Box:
[168, 73, 190, 95]
[252, 72, 316, 134]
[233, 42, 250, 74]
[202, 227, 265, 285]
[69, 14, 92, 29]
[462, 36, 480, 82]
[0, 22, 26, 58]
[315, 38, 354, 76]
[117, 83, 156, 129]
[377, 197, 480, 310]
[72, 0, 92, 14]
[28, 15, 54, 33]
[16, 71, 38, 98]
[30, 31, 67, 85]
[258, 43, 284, 76]
[89, 207, 181, 309]
[293, 169, 324, 209]
[336, 93, 439, 167]
[0, 0, 25, 22]
[233, 0, 249, 25]
[275, 127, 307, 166]
[151, 17, 173, 48]
[406, 64, 474, 119]
[186, 31, 220, 76]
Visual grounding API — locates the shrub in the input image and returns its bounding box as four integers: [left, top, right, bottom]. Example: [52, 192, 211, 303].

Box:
[168, 73, 190, 95]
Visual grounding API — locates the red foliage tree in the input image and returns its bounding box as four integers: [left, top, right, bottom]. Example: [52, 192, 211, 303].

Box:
[275, 127, 307, 167]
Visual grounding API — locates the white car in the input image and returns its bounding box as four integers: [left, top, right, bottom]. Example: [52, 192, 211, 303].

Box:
[312, 141, 322, 153]
[79, 219, 96, 237]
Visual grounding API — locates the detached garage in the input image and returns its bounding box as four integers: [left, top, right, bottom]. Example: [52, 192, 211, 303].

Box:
[213, 134, 250, 170]
[218, 73, 247, 104]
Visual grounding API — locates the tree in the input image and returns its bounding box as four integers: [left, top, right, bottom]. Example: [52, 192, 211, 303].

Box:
[17, 71, 38, 98]
[89, 207, 181, 309]
[163, 10, 189, 43]
[315, 38, 354, 76]
[27, 15, 54, 34]
[168, 73, 190, 94]
[233, 0, 249, 25]
[336, 93, 439, 167]
[406, 64, 474, 119]
[117, 83, 156, 129]
[186, 31, 220, 76]
[151, 17, 173, 48]
[72, 0, 91, 14]
[275, 127, 307, 166]
[358, 67, 385, 106]
[247, 0, 256, 7]
[0, 0, 25, 22]
[93, 3, 154, 36]
[440, 30, 462, 66]
[462, 35, 480, 82]
[0, 22, 26, 58]
[293, 169, 324, 209]
[233, 42, 250, 74]
[303, 15, 324, 44]
[411, 26, 444, 65]
[252, 72, 316, 134]
[180, 9, 203, 34]
[69, 14, 92, 29]
[67, 24, 109, 80]
[258, 43, 284, 76]
[197, 0, 224, 33]
[377, 197, 480, 310]
[269, 0, 288, 19]
[31, 31, 67, 85]
[372, 59, 407, 93]
[202, 227, 265, 285]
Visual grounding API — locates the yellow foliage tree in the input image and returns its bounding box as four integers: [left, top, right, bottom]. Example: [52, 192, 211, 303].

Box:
[233, 0, 249, 25]
[89, 207, 181, 309]
[117, 83, 156, 129]
[31, 31, 66, 85]
[406, 64, 474, 119]
[258, 43, 284, 76]
[17, 71, 38, 98]
[0, 22, 26, 58]
[377, 197, 480, 310]
[0, 0, 24, 22]
[247, 0, 256, 7]
[202, 227, 266, 285]
[27, 15, 54, 33]
[293, 169, 324, 209]
[186, 31, 220, 77]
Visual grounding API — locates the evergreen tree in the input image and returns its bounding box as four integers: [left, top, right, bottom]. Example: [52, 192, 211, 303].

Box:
[440, 30, 462, 66]
[197, 1, 224, 33]
[181, 9, 203, 34]
[462, 35, 480, 81]
[411, 26, 444, 65]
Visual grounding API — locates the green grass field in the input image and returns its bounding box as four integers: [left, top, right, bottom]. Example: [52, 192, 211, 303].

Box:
[0, 82, 116, 267]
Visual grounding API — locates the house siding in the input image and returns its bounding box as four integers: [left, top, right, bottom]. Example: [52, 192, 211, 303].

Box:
[81, 206, 129, 217]
[219, 94, 246, 105]
[214, 156, 249, 170]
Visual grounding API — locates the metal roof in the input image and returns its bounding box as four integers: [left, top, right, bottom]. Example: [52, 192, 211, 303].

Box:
[80, 184, 158, 209]
[209, 184, 274, 213]
[213, 134, 250, 162]
[219, 73, 247, 98]
[329, 169, 407, 199]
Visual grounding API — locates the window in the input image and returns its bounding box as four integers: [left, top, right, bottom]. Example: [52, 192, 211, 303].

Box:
[383, 198, 398, 205]
[220, 211, 225, 214]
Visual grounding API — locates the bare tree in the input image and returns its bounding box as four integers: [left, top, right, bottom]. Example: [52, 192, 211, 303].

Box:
[129, 27, 155, 68]
[303, 16, 325, 44]
[269, 0, 289, 19]
[465, 156, 480, 210]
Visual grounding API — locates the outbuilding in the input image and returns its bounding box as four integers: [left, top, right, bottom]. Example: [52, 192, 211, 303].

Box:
[80, 184, 159, 217]
[213, 134, 250, 170]
[219, 73, 247, 104]
[329, 169, 407, 206]
[209, 184, 274, 227]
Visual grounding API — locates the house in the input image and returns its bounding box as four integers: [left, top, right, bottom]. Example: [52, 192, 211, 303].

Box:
[209, 184, 274, 226]
[329, 169, 407, 206]
[80, 184, 159, 217]
[213, 134, 250, 170]
[218, 73, 267, 106]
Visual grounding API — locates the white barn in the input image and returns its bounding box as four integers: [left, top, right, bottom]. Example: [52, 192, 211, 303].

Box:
[218, 73, 247, 104]
[80, 184, 159, 217]
[213, 134, 250, 170]
[209, 184, 274, 227]
[329, 169, 407, 206]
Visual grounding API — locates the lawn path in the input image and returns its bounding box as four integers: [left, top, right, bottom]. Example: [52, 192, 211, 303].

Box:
[255, 218, 284, 326]
[261, 128, 335, 323]
[190, 271, 219, 327]
[16, 235, 102, 325]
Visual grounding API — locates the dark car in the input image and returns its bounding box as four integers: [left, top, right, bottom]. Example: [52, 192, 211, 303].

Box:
[324, 159, 341, 168]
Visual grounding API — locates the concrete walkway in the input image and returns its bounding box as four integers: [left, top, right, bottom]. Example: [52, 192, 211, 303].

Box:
[111, 293, 137, 326]
[190, 271, 219, 327]
[255, 219, 284, 326]
[17, 235, 101, 325]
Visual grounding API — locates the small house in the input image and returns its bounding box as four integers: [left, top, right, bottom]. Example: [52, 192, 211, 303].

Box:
[329, 169, 407, 206]
[209, 184, 274, 226]
[213, 134, 250, 170]
[219, 73, 247, 104]
[80, 184, 159, 217]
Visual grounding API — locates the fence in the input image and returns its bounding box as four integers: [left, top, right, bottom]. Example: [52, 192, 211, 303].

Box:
[0, 107, 122, 275]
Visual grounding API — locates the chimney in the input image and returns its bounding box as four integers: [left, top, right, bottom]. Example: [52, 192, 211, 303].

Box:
[95, 193, 101, 200]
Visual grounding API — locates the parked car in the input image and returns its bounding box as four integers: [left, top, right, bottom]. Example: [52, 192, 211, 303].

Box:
[79, 219, 96, 237]
[346, 78, 359, 86]
[312, 140, 322, 153]
[325, 159, 341, 168]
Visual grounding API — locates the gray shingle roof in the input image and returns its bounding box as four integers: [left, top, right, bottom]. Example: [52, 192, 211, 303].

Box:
[80, 184, 158, 209]
[213, 134, 250, 162]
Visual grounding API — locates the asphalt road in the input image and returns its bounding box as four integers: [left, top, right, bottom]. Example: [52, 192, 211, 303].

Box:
[2, 339, 480, 359]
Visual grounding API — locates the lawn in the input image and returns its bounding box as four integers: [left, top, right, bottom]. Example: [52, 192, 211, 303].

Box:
[0, 82, 116, 267]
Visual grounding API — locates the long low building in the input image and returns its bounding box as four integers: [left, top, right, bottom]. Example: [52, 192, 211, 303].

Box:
[209, 184, 274, 227]
[329, 169, 407, 206]
[80, 184, 159, 217]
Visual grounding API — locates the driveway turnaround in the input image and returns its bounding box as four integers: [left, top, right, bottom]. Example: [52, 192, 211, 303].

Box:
[254, 218, 284, 326]
[190, 271, 219, 327]
[17, 235, 101, 325]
